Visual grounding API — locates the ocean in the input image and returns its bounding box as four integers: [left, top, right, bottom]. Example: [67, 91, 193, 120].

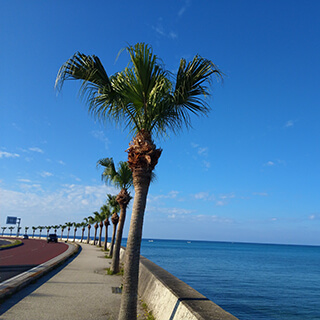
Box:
[9, 234, 319, 319]
[134, 239, 320, 320]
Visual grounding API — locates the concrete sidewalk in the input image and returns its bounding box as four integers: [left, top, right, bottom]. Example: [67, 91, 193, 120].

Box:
[0, 243, 135, 320]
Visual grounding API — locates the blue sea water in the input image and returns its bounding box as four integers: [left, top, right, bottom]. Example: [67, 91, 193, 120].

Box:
[134, 239, 320, 320]
[18, 234, 319, 319]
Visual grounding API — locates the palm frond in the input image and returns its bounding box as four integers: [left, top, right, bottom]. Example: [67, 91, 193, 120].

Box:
[56, 43, 222, 139]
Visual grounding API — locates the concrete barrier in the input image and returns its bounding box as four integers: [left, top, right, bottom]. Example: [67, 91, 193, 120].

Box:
[138, 256, 239, 320]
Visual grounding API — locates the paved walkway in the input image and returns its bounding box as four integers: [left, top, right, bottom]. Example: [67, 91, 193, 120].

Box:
[0, 243, 142, 320]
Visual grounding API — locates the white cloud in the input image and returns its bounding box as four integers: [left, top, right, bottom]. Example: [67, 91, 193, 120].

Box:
[191, 143, 209, 156]
[148, 190, 179, 202]
[169, 32, 178, 39]
[191, 143, 210, 169]
[40, 171, 53, 178]
[203, 160, 211, 169]
[0, 151, 20, 159]
[284, 120, 296, 128]
[198, 147, 208, 156]
[265, 161, 275, 166]
[0, 184, 117, 225]
[253, 192, 268, 196]
[178, 0, 191, 17]
[152, 18, 178, 39]
[193, 192, 212, 200]
[264, 159, 286, 167]
[29, 147, 44, 153]
[17, 179, 32, 183]
[91, 130, 110, 149]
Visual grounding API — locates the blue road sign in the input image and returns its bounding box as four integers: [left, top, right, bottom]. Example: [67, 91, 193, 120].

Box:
[6, 216, 17, 224]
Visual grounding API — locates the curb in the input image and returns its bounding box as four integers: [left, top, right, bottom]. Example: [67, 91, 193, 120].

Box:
[0, 241, 23, 251]
[0, 242, 79, 300]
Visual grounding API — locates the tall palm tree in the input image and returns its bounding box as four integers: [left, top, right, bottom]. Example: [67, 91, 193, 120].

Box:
[80, 222, 87, 243]
[94, 211, 106, 247]
[92, 212, 99, 245]
[8, 226, 14, 236]
[84, 216, 94, 244]
[1, 226, 7, 236]
[1, 227, 7, 236]
[60, 224, 66, 240]
[56, 42, 222, 319]
[97, 158, 133, 273]
[38, 226, 44, 239]
[65, 222, 73, 242]
[107, 194, 120, 257]
[24, 226, 29, 235]
[53, 225, 60, 234]
[32, 226, 37, 238]
[73, 222, 81, 242]
[100, 204, 112, 251]
[46, 226, 51, 237]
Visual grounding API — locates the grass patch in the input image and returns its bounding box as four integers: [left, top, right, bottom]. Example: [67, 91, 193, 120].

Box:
[0, 240, 22, 249]
[105, 267, 124, 276]
[141, 301, 155, 320]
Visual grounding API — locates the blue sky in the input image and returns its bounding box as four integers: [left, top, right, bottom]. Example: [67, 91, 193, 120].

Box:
[1, 0, 319, 245]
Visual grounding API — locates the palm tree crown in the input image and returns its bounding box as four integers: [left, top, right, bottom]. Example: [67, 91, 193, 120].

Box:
[55, 43, 222, 138]
[97, 158, 133, 190]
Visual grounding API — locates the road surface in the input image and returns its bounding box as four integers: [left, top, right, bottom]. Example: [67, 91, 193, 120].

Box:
[0, 238, 68, 282]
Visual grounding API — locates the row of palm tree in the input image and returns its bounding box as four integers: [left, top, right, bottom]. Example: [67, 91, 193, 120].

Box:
[57, 42, 222, 319]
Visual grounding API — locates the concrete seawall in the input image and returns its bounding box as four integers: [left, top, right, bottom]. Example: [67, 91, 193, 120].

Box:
[136, 254, 239, 320]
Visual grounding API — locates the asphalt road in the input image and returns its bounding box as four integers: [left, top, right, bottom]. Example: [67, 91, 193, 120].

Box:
[0, 238, 68, 282]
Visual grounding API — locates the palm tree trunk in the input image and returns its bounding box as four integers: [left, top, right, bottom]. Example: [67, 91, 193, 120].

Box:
[81, 228, 85, 242]
[118, 170, 151, 320]
[111, 204, 126, 273]
[108, 224, 117, 257]
[104, 220, 109, 251]
[87, 225, 91, 244]
[93, 226, 98, 245]
[98, 223, 103, 247]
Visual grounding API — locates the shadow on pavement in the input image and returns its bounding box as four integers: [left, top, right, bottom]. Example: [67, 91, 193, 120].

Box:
[0, 246, 82, 315]
[0, 265, 37, 283]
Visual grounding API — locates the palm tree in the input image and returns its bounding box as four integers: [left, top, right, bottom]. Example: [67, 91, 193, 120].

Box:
[107, 194, 120, 257]
[91, 213, 99, 245]
[56, 42, 222, 319]
[38, 226, 44, 239]
[97, 158, 133, 273]
[84, 216, 94, 244]
[46, 226, 51, 237]
[32, 226, 37, 238]
[100, 204, 112, 251]
[8, 226, 14, 236]
[94, 211, 106, 247]
[73, 222, 81, 242]
[65, 222, 73, 241]
[80, 222, 87, 243]
[53, 225, 60, 234]
[60, 224, 66, 240]
[1, 226, 7, 236]
[24, 226, 29, 235]
[17, 227, 22, 237]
